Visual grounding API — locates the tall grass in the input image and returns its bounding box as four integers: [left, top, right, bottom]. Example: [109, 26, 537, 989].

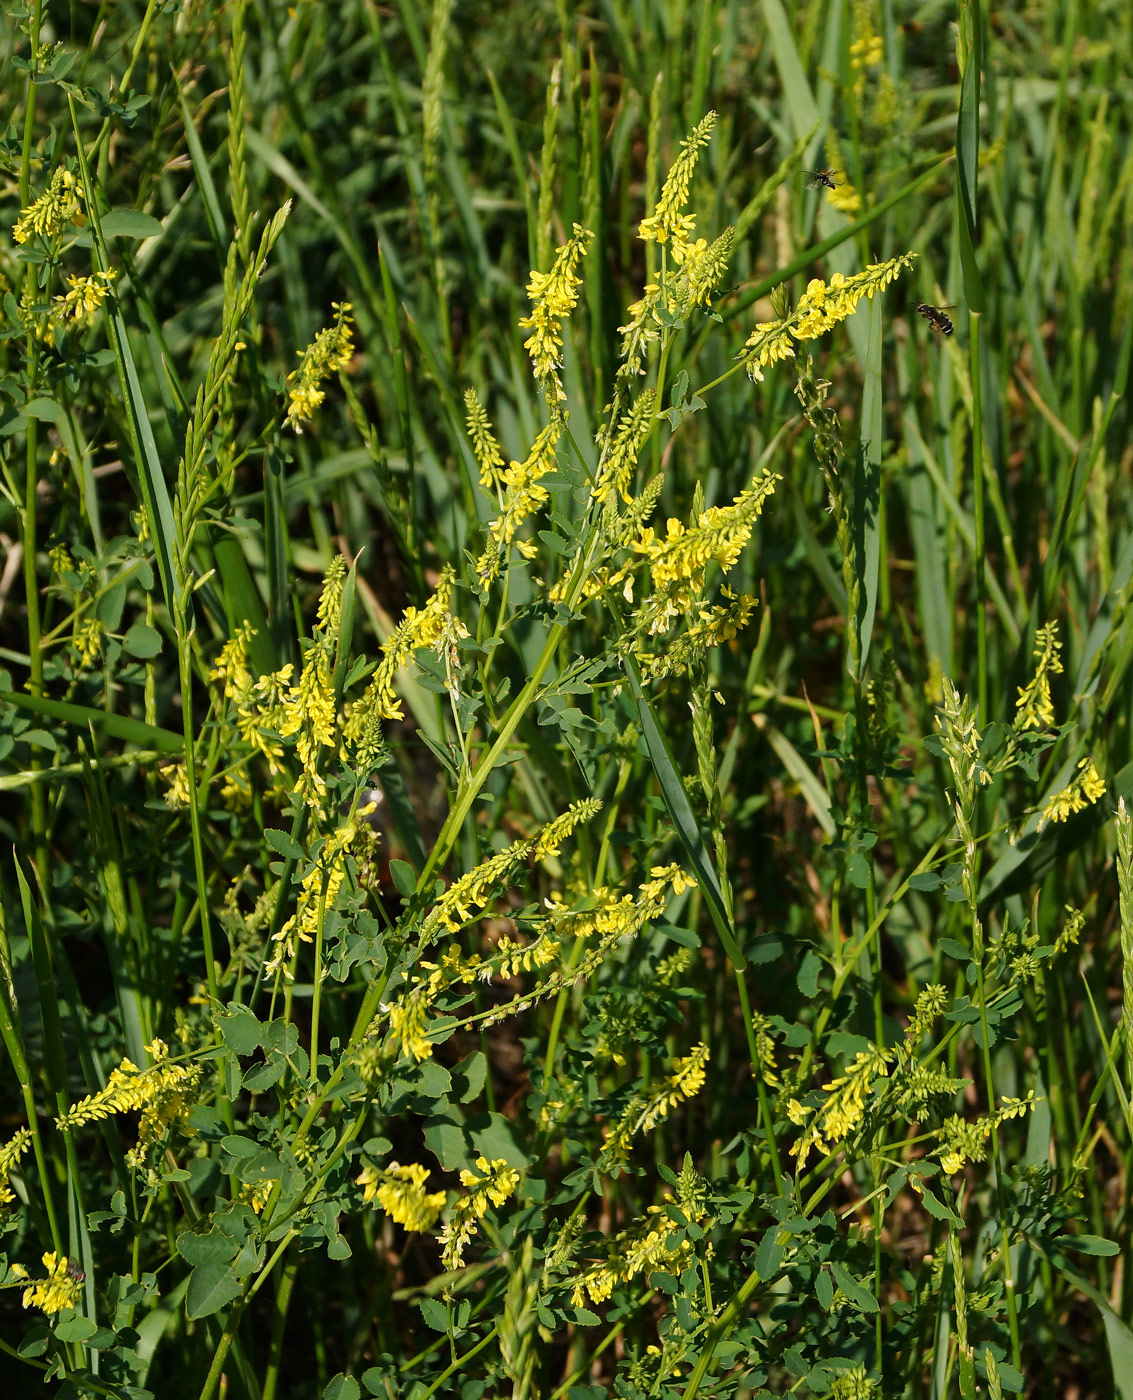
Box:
[1, 2, 1132, 1397]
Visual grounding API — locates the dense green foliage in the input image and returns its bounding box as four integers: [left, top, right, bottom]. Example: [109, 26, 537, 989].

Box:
[2, 2, 1133, 1398]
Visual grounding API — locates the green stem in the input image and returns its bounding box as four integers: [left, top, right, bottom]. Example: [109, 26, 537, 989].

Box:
[262, 1249, 298, 1400]
[197, 1230, 296, 1400]
[970, 310, 988, 723]
[974, 958, 1022, 1369]
[309, 868, 332, 1079]
[679, 1264, 763, 1400]
[734, 970, 783, 1195]
[416, 1324, 500, 1400]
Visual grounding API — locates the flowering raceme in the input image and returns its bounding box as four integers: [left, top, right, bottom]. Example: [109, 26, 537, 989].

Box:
[55, 1040, 200, 1169]
[285, 301, 355, 431]
[358, 1161, 445, 1232]
[1039, 757, 1106, 830]
[20, 1253, 84, 1316]
[519, 224, 592, 398]
[440, 1157, 521, 1269]
[638, 112, 716, 247]
[743, 253, 916, 381]
[475, 419, 563, 587]
[345, 568, 457, 735]
[12, 167, 86, 244]
[633, 471, 779, 635]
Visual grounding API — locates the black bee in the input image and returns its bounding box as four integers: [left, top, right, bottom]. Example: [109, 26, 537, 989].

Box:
[916, 303, 955, 336]
[801, 169, 841, 191]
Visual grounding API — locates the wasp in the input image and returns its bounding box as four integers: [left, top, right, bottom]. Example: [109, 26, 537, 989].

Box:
[801, 168, 842, 191]
[916, 303, 955, 336]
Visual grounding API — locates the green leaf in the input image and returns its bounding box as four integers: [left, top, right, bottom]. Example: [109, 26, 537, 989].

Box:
[916, 1181, 964, 1227]
[389, 859, 417, 897]
[755, 1226, 784, 1281]
[185, 1261, 243, 1319]
[19, 728, 56, 751]
[264, 828, 306, 861]
[418, 1297, 449, 1332]
[829, 1261, 879, 1313]
[468, 1111, 531, 1166]
[123, 621, 163, 658]
[220, 1134, 263, 1160]
[177, 1228, 241, 1267]
[219, 1006, 263, 1056]
[53, 1314, 97, 1342]
[796, 949, 822, 999]
[1054, 1233, 1120, 1257]
[243, 1058, 286, 1092]
[0, 689, 183, 753]
[324, 1376, 361, 1400]
[25, 396, 64, 422]
[100, 209, 165, 239]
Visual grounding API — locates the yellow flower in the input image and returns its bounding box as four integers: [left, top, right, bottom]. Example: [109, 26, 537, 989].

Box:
[12, 168, 85, 244]
[593, 389, 656, 505]
[1039, 758, 1105, 829]
[440, 1157, 521, 1269]
[162, 762, 192, 810]
[1015, 622, 1061, 730]
[56, 1040, 200, 1169]
[638, 112, 716, 249]
[285, 302, 354, 431]
[519, 225, 593, 395]
[633, 473, 779, 635]
[22, 1253, 84, 1316]
[475, 420, 563, 587]
[741, 254, 916, 380]
[0, 1127, 32, 1210]
[266, 819, 358, 977]
[73, 616, 104, 668]
[279, 644, 337, 804]
[423, 798, 602, 937]
[345, 569, 455, 732]
[359, 1161, 445, 1232]
[51, 268, 116, 331]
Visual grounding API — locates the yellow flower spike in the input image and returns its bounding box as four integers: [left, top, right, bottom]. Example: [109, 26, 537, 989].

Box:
[278, 644, 336, 806]
[285, 301, 354, 432]
[21, 1253, 84, 1316]
[345, 568, 456, 737]
[12, 167, 86, 244]
[475, 419, 563, 587]
[440, 1156, 521, 1270]
[638, 112, 717, 248]
[1038, 757, 1106, 830]
[51, 268, 116, 332]
[741, 253, 916, 381]
[359, 1161, 446, 1232]
[265, 818, 359, 978]
[1015, 621, 1062, 730]
[519, 224, 593, 397]
[0, 1127, 32, 1210]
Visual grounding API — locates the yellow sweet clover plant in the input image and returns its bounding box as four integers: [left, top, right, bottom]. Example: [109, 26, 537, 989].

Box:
[3, 16, 1125, 1391]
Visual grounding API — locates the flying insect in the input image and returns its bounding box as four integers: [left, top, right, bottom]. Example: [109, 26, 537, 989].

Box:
[916, 302, 955, 336]
[801, 169, 841, 191]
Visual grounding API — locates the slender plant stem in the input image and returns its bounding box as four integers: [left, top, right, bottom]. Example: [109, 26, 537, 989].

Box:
[970, 309, 988, 723]
[974, 957, 1022, 1369]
